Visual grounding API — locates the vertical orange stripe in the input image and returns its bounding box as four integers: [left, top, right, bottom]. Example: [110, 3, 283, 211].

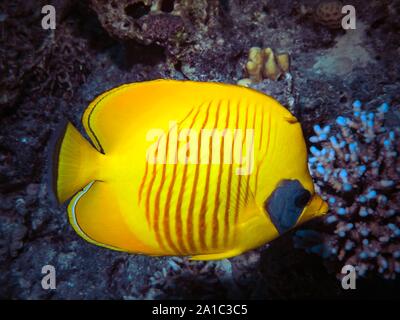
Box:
[259, 105, 264, 151]
[212, 102, 228, 248]
[223, 170, 233, 246]
[198, 101, 221, 251]
[266, 112, 271, 155]
[174, 107, 201, 254]
[162, 161, 182, 254]
[153, 133, 170, 252]
[255, 111, 271, 197]
[224, 101, 239, 246]
[254, 150, 267, 197]
[244, 106, 256, 203]
[181, 108, 195, 125]
[145, 138, 161, 227]
[187, 101, 212, 253]
[234, 101, 249, 224]
[138, 162, 149, 204]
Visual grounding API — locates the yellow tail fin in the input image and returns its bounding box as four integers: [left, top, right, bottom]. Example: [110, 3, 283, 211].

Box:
[53, 122, 104, 203]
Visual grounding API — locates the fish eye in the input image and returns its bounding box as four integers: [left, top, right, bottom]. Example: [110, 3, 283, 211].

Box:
[294, 189, 311, 208]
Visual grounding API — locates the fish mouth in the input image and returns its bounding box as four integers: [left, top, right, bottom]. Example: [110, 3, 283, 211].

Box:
[296, 194, 329, 225]
[312, 194, 329, 217]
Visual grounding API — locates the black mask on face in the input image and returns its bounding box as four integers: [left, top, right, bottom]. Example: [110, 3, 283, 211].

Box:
[264, 179, 311, 234]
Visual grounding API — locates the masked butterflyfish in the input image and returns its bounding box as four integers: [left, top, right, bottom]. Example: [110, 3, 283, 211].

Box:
[52, 79, 328, 260]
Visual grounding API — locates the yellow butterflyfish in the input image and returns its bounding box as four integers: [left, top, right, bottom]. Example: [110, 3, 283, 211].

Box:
[53, 79, 328, 260]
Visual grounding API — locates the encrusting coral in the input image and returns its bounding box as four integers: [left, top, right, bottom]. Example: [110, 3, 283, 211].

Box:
[245, 47, 264, 82]
[238, 47, 290, 85]
[135, 251, 262, 299]
[314, 1, 344, 29]
[90, 0, 220, 57]
[0, 1, 92, 112]
[29, 25, 92, 99]
[0, 1, 48, 112]
[136, 257, 235, 299]
[296, 1, 345, 30]
[294, 100, 400, 279]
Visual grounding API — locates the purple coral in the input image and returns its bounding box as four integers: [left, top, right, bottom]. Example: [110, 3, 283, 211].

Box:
[295, 100, 400, 279]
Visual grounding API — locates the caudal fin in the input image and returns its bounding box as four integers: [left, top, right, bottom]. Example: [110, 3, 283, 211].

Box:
[53, 122, 104, 203]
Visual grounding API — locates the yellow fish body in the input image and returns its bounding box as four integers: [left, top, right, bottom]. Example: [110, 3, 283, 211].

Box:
[53, 80, 328, 260]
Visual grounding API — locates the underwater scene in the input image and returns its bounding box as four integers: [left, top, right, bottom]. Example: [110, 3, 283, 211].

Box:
[0, 0, 399, 300]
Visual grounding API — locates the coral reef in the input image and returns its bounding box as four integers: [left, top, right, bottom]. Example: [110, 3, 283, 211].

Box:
[90, 0, 220, 57]
[0, 0, 92, 114]
[238, 47, 290, 85]
[136, 257, 236, 299]
[294, 1, 344, 30]
[27, 24, 93, 99]
[32, 24, 92, 98]
[136, 251, 262, 299]
[295, 100, 400, 279]
[0, 0, 47, 112]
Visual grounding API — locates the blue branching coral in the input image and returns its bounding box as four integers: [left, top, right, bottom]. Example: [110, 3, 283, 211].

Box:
[295, 100, 400, 279]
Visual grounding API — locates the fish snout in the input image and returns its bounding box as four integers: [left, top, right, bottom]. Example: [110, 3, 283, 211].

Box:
[309, 194, 329, 218]
[297, 194, 329, 226]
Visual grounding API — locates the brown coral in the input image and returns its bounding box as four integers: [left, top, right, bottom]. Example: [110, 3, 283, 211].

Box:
[245, 47, 264, 82]
[90, 0, 220, 56]
[238, 47, 290, 85]
[315, 1, 344, 29]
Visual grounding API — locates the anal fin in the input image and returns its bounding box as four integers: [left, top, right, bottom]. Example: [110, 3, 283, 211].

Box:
[67, 181, 153, 253]
[189, 248, 242, 261]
